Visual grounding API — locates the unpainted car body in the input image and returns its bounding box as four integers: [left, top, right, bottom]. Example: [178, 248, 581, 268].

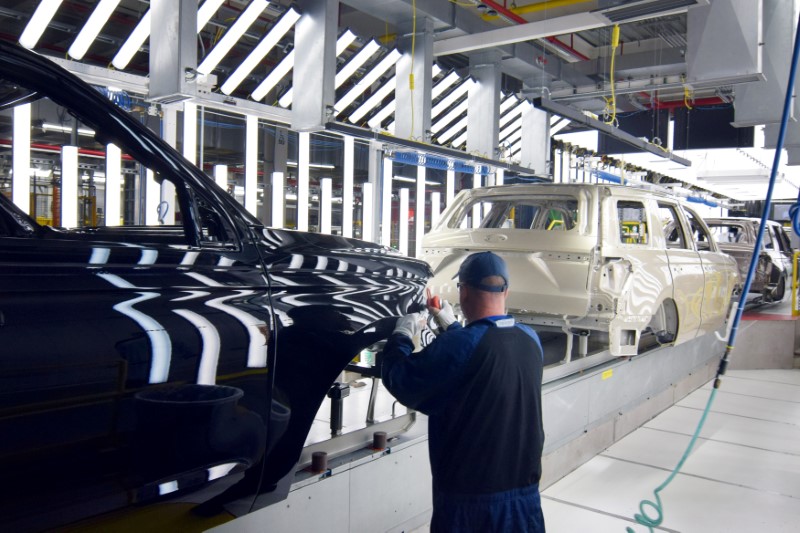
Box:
[703, 217, 793, 302]
[422, 184, 740, 357]
[0, 42, 430, 530]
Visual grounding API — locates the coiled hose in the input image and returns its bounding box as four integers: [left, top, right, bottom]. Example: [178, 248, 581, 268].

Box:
[626, 12, 800, 532]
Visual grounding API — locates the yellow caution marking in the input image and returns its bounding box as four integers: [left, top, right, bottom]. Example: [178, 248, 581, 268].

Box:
[602, 369, 614, 380]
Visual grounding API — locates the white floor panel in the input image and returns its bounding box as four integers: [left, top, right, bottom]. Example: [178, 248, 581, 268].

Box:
[644, 406, 800, 455]
[678, 388, 800, 426]
[695, 374, 800, 403]
[542, 455, 800, 532]
[602, 427, 800, 499]
[726, 369, 800, 386]
[541, 498, 642, 532]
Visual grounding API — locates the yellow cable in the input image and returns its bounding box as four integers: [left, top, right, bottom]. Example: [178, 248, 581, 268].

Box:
[605, 25, 620, 125]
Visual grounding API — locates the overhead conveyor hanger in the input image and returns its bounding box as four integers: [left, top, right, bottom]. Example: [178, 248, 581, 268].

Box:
[534, 95, 693, 167]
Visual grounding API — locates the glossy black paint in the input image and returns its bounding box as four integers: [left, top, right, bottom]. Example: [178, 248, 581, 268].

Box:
[0, 41, 430, 530]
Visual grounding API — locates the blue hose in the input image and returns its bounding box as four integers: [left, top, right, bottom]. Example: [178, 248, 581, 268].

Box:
[626, 12, 800, 532]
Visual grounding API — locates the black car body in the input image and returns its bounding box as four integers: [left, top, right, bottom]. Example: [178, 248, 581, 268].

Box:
[0, 41, 430, 530]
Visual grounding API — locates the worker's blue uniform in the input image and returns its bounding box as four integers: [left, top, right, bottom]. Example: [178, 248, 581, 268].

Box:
[382, 315, 545, 532]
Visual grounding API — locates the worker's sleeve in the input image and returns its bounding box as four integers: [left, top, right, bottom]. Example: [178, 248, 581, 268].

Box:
[381, 323, 477, 416]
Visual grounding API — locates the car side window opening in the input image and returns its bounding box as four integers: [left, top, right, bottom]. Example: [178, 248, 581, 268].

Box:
[658, 203, 689, 249]
[0, 80, 235, 249]
[763, 226, 775, 249]
[708, 224, 743, 244]
[453, 196, 579, 231]
[683, 209, 713, 250]
[617, 201, 648, 245]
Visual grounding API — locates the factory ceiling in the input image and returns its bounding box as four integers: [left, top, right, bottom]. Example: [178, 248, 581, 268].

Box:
[0, 0, 798, 202]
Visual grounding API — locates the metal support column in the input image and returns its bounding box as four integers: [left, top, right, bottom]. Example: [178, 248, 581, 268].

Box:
[149, 0, 197, 102]
[521, 104, 550, 175]
[395, 16, 434, 141]
[466, 51, 502, 159]
[292, 0, 338, 132]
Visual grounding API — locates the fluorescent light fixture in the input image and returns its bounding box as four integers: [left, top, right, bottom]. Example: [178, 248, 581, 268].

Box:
[271, 171, 284, 228]
[221, 7, 300, 95]
[112, 9, 150, 69]
[274, 30, 357, 107]
[105, 143, 121, 226]
[452, 131, 467, 148]
[245, 115, 258, 215]
[431, 71, 460, 100]
[198, 0, 268, 75]
[381, 157, 392, 245]
[393, 176, 415, 183]
[432, 64, 443, 78]
[197, 0, 227, 31]
[349, 75, 396, 124]
[335, 40, 381, 89]
[61, 145, 79, 227]
[320, 177, 332, 234]
[251, 50, 294, 101]
[431, 99, 469, 134]
[500, 95, 518, 114]
[214, 165, 228, 189]
[367, 99, 396, 129]
[19, 0, 63, 49]
[145, 169, 160, 225]
[42, 122, 95, 136]
[12, 104, 31, 214]
[68, 0, 120, 59]
[183, 101, 197, 165]
[503, 127, 523, 147]
[362, 182, 374, 242]
[286, 161, 335, 169]
[398, 188, 409, 255]
[343, 136, 354, 237]
[431, 79, 473, 120]
[551, 118, 571, 135]
[500, 100, 526, 128]
[437, 116, 468, 144]
[431, 191, 441, 228]
[335, 49, 401, 113]
[507, 138, 521, 155]
[297, 132, 310, 231]
[500, 117, 523, 142]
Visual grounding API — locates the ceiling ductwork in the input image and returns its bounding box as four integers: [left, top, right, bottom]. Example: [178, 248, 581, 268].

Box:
[596, 0, 710, 24]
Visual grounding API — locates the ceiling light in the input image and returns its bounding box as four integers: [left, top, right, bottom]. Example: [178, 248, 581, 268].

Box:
[286, 161, 335, 169]
[367, 100, 396, 129]
[42, 122, 96, 136]
[349, 75, 396, 123]
[251, 50, 294, 101]
[500, 117, 523, 142]
[112, 9, 151, 69]
[431, 79, 473, 120]
[197, 0, 227, 31]
[499, 100, 527, 128]
[431, 99, 469, 134]
[274, 30, 357, 107]
[431, 71, 461, 100]
[19, 0, 63, 49]
[438, 116, 468, 144]
[197, 0, 269, 75]
[221, 7, 300, 95]
[452, 131, 468, 148]
[393, 176, 416, 183]
[335, 40, 381, 88]
[500, 95, 518, 114]
[68, 0, 120, 60]
[335, 49, 401, 113]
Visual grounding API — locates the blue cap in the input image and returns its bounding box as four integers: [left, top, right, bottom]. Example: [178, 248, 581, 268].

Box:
[457, 252, 509, 292]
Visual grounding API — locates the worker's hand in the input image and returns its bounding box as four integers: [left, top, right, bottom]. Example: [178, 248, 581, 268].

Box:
[431, 300, 457, 329]
[393, 311, 428, 339]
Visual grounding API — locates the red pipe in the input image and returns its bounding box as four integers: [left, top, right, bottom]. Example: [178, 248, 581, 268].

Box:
[479, 0, 590, 61]
[645, 96, 726, 110]
[0, 139, 134, 160]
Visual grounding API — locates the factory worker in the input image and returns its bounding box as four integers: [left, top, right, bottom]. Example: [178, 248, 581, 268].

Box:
[382, 251, 546, 532]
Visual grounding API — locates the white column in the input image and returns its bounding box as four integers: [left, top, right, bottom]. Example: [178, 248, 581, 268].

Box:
[61, 146, 79, 228]
[415, 164, 426, 258]
[12, 104, 31, 214]
[214, 164, 228, 190]
[496, 168, 505, 186]
[362, 182, 373, 242]
[245, 115, 258, 215]
[399, 188, 409, 255]
[381, 156, 393, 246]
[105, 144, 122, 226]
[446, 168, 455, 206]
[160, 107, 177, 224]
[320, 177, 332, 234]
[271, 171, 284, 228]
[145, 169, 160, 225]
[342, 135, 354, 237]
[472, 172, 481, 229]
[297, 131, 310, 231]
[183, 101, 197, 165]
[431, 191, 441, 228]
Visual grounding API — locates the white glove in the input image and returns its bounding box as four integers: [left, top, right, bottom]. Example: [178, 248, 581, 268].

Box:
[393, 311, 428, 339]
[432, 300, 457, 330]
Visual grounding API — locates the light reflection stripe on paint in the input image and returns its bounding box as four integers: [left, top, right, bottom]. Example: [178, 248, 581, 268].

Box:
[206, 291, 268, 368]
[208, 463, 238, 481]
[185, 272, 225, 287]
[289, 254, 304, 269]
[89, 247, 111, 264]
[181, 251, 200, 265]
[173, 309, 221, 385]
[139, 249, 158, 265]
